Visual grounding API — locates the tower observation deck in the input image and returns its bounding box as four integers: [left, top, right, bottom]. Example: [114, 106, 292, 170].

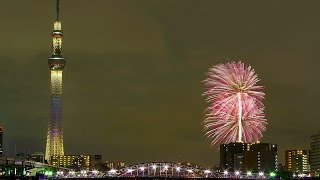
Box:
[45, 0, 66, 162]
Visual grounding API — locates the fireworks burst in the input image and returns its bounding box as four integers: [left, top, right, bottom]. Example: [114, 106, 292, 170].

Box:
[203, 61, 267, 146]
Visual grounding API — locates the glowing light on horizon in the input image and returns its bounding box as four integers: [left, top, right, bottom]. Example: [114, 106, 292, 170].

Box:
[203, 61, 267, 146]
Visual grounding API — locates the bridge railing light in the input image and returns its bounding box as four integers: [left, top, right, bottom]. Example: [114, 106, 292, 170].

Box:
[127, 169, 133, 173]
[246, 171, 252, 176]
[223, 170, 228, 175]
[176, 167, 181, 172]
[204, 170, 211, 174]
[152, 165, 157, 170]
[235, 171, 240, 175]
[109, 169, 117, 174]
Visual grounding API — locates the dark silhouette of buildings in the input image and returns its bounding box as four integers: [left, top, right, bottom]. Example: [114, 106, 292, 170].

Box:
[220, 142, 278, 172]
[220, 142, 249, 171]
[246, 143, 278, 172]
[32, 152, 44, 163]
[311, 132, 320, 174]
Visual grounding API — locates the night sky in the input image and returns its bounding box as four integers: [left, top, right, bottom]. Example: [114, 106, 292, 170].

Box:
[1, 0, 320, 166]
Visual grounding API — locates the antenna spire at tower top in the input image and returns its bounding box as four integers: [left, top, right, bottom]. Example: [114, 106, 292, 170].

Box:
[56, 0, 60, 21]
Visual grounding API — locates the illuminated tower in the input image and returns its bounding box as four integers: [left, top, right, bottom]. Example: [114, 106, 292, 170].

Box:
[45, 0, 66, 162]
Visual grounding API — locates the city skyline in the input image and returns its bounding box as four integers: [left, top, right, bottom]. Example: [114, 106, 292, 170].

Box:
[1, 0, 320, 166]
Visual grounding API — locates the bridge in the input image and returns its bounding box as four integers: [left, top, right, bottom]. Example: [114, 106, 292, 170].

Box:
[54, 162, 283, 179]
[116, 162, 208, 178]
[0, 159, 303, 179]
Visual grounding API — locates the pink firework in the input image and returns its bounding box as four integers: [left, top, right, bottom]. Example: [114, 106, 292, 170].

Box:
[203, 61, 267, 146]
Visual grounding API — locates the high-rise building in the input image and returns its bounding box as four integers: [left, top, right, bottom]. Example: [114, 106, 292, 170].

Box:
[32, 152, 44, 163]
[311, 132, 320, 173]
[52, 155, 90, 170]
[245, 143, 278, 172]
[92, 155, 102, 169]
[93, 155, 102, 163]
[51, 155, 101, 170]
[0, 126, 3, 157]
[220, 142, 249, 171]
[285, 150, 310, 173]
[220, 142, 278, 172]
[45, 0, 66, 162]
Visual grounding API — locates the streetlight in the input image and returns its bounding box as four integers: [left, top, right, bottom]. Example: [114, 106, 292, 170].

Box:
[139, 166, 145, 176]
[108, 169, 116, 177]
[164, 165, 169, 177]
[223, 170, 228, 175]
[152, 165, 157, 176]
[204, 170, 211, 178]
[270, 172, 276, 177]
[80, 170, 87, 177]
[127, 168, 133, 176]
[69, 170, 75, 177]
[259, 172, 264, 177]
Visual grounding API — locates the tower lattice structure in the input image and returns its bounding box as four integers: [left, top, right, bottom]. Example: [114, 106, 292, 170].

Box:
[45, 0, 66, 162]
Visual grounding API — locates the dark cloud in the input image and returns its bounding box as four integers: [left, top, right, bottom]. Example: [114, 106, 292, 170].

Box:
[1, 0, 320, 166]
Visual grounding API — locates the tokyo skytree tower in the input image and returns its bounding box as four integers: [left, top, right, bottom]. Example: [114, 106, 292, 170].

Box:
[45, 0, 66, 162]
